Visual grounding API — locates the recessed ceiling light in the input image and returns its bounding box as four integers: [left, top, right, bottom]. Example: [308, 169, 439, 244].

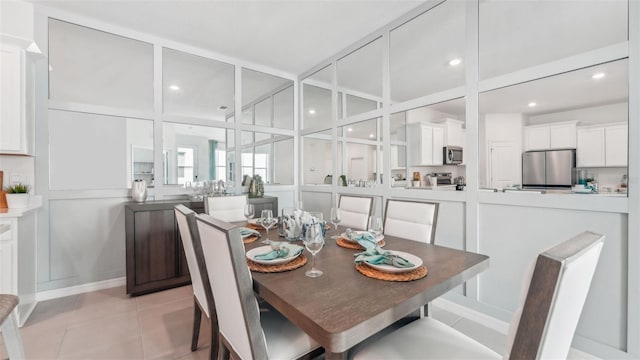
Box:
[48, 65, 53, 71]
[217, 105, 228, 110]
[308, 109, 316, 115]
[369, 134, 375, 138]
[449, 58, 462, 67]
[347, 128, 353, 132]
[592, 72, 606, 80]
[528, 102, 537, 108]
[169, 84, 181, 91]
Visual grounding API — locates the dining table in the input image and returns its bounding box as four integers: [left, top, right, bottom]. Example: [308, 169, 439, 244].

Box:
[241, 224, 490, 359]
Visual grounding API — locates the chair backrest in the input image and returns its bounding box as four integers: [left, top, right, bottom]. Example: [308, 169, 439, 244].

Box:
[338, 195, 373, 230]
[204, 195, 247, 222]
[505, 231, 604, 360]
[196, 214, 268, 360]
[383, 199, 439, 244]
[174, 205, 215, 319]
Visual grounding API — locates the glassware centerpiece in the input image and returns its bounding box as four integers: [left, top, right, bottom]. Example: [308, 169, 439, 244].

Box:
[303, 221, 326, 278]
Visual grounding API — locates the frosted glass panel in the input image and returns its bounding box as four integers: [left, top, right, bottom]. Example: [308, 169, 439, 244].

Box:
[163, 47, 234, 121]
[390, 1, 466, 103]
[242, 68, 293, 129]
[48, 19, 153, 111]
[479, 0, 628, 80]
[163, 123, 231, 184]
[49, 110, 144, 190]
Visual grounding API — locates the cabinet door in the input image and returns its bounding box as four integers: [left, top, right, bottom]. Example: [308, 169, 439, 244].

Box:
[605, 125, 628, 167]
[420, 126, 433, 165]
[525, 126, 550, 150]
[0, 241, 15, 294]
[576, 127, 605, 167]
[431, 126, 444, 165]
[550, 124, 576, 149]
[0, 46, 23, 153]
[133, 209, 179, 285]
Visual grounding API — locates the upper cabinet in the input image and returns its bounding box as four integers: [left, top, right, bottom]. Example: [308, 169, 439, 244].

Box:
[524, 122, 577, 151]
[0, 2, 38, 156]
[407, 123, 444, 166]
[576, 123, 627, 167]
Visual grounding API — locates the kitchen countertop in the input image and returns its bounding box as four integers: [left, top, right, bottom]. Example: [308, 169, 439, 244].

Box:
[0, 196, 42, 218]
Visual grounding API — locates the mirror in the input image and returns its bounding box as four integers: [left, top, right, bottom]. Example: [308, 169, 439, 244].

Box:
[338, 118, 380, 186]
[479, 0, 627, 80]
[390, 0, 466, 103]
[163, 47, 235, 121]
[393, 98, 466, 189]
[241, 69, 294, 129]
[240, 131, 294, 185]
[302, 130, 332, 185]
[337, 38, 383, 118]
[479, 58, 628, 194]
[162, 123, 233, 185]
[302, 65, 333, 130]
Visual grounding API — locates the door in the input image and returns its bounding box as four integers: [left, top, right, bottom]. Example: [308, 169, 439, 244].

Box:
[522, 151, 546, 186]
[489, 141, 520, 188]
[546, 150, 574, 186]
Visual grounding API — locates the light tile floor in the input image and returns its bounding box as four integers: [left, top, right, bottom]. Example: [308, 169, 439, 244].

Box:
[1, 285, 597, 359]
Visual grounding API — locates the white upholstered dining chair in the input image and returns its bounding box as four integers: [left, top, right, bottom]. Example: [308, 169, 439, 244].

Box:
[383, 199, 439, 244]
[175, 204, 219, 360]
[338, 195, 373, 230]
[204, 195, 247, 222]
[353, 231, 604, 360]
[195, 213, 322, 360]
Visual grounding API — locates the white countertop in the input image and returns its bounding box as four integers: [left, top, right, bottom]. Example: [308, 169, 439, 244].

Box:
[0, 196, 42, 218]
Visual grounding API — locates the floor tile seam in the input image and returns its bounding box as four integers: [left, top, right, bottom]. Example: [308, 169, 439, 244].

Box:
[62, 308, 141, 331]
[53, 326, 69, 359]
[56, 330, 144, 358]
[136, 296, 194, 314]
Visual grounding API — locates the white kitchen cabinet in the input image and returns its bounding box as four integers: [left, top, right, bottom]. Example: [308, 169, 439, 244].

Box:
[442, 118, 464, 147]
[604, 124, 628, 167]
[0, 208, 38, 326]
[577, 124, 627, 167]
[408, 123, 444, 166]
[0, 43, 35, 155]
[390, 144, 406, 170]
[524, 122, 576, 151]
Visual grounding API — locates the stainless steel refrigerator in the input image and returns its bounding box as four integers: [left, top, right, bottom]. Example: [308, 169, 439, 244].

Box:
[522, 149, 576, 188]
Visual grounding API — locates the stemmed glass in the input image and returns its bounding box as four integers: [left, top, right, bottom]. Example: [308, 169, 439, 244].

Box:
[260, 209, 277, 244]
[244, 204, 255, 221]
[304, 222, 325, 278]
[330, 207, 342, 239]
[368, 216, 383, 237]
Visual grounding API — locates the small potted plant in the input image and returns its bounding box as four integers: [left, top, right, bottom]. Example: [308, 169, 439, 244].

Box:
[5, 183, 30, 209]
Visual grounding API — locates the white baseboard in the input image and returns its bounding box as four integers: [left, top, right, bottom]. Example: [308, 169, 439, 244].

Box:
[432, 297, 511, 334]
[36, 277, 126, 302]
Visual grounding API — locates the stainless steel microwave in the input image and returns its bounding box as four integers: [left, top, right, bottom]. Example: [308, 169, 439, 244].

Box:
[443, 146, 463, 165]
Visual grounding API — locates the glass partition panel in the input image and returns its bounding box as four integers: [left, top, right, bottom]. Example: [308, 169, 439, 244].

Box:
[337, 38, 383, 118]
[390, 1, 466, 103]
[479, 59, 628, 194]
[390, 112, 407, 187]
[339, 118, 380, 186]
[479, 0, 628, 80]
[49, 110, 153, 190]
[303, 130, 333, 185]
[399, 98, 466, 189]
[242, 68, 294, 128]
[48, 19, 153, 111]
[163, 123, 232, 185]
[240, 131, 294, 185]
[303, 65, 333, 129]
[163, 48, 234, 121]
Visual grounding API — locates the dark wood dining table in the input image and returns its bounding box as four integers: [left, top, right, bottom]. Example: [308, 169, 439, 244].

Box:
[243, 225, 490, 359]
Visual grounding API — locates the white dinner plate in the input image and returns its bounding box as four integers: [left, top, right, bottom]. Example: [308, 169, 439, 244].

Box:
[246, 245, 302, 265]
[365, 251, 423, 273]
[248, 218, 261, 225]
[341, 231, 384, 243]
[572, 188, 593, 194]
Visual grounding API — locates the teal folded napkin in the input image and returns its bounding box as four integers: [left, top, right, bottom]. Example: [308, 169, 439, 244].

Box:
[353, 247, 415, 268]
[239, 227, 261, 240]
[348, 231, 377, 250]
[254, 242, 304, 260]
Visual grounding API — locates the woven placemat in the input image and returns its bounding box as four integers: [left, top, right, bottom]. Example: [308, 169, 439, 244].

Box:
[355, 263, 428, 281]
[247, 254, 307, 273]
[246, 222, 263, 230]
[336, 237, 386, 250]
[243, 235, 259, 244]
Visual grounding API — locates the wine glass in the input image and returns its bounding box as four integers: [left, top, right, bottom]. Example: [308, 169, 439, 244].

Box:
[368, 216, 383, 237]
[244, 204, 255, 221]
[304, 223, 325, 278]
[330, 207, 342, 239]
[260, 209, 277, 244]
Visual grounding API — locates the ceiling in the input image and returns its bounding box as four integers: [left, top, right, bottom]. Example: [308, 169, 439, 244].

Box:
[32, 0, 425, 75]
